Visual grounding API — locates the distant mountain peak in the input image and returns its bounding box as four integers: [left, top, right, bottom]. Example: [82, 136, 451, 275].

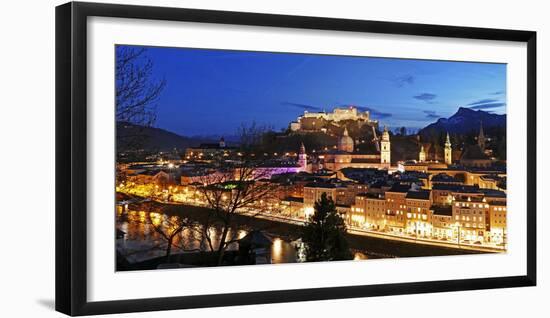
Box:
[419, 108, 505, 136]
[456, 106, 475, 115]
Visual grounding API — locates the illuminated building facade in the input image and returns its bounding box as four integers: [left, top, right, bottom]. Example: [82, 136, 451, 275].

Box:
[431, 206, 453, 240]
[405, 190, 433, 237]
[319, 127, 391, 171]
[384, 183, 409, 232]
[380, 127, 391, 166]
[452, 195, 490, 243]
[488, 202, 507, 244]
[303, 182, 353, 218]
[343, 182, 506, 245]
[350, 193, 386, 229]
[289, 106, 378, 132]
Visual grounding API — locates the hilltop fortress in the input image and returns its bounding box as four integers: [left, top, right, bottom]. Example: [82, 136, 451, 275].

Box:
[287, 106, 497, 172]
[289, 106, 378, 132]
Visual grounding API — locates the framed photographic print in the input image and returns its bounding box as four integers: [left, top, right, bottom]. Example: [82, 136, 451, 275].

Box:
[55, 1, 536, 316]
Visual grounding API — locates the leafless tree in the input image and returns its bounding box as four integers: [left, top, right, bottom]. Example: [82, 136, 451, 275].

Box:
[197, 123, 281, 265]
[116, 46, 166, 126]
[116, 46, 166, 152]
[147, 210, 201, 258]
[123, 188, 201, 262]
[236, 121, 274, 152]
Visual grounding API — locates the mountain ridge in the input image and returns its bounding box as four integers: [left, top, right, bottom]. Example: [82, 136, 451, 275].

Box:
[419, 107, 506, 136]
[116, 122, 219, 152]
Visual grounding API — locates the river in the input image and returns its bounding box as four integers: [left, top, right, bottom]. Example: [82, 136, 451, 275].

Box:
[116, 208, 305, 265]
[116, 205, 372, 267]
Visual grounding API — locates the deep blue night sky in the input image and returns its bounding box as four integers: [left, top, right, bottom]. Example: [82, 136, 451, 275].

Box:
[118, 45, 506, 137]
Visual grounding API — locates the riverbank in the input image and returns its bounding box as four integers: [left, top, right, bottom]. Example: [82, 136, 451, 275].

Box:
[119, 193, 485, 259]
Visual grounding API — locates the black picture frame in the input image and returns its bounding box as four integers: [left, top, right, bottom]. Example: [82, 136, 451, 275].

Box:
[55, 1, 537, 316]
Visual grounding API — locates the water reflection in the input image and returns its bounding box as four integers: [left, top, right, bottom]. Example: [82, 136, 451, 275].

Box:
[117, 209, 298, 264]
[117, 208, 368, 265]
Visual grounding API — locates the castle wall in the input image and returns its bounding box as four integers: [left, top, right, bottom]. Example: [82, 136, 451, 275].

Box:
[295, 107, 375, 131]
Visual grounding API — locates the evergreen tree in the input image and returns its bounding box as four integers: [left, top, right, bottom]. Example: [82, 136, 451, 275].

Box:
[301, 193, 352, 261]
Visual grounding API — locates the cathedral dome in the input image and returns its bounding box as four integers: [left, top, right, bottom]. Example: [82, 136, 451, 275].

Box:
[338, 127, 354, 152]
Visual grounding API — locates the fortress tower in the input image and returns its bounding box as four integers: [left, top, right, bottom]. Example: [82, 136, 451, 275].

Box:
[380, 126, 391, 165]
[444, 133, 452, 165]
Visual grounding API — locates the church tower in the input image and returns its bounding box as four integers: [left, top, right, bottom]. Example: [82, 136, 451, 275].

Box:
[478, 121, 486, 151]
[419, 145, 426, 162]
[380, 126, 391, 165]
[298, 142, 307, 172]
[444, 133, 452, 165]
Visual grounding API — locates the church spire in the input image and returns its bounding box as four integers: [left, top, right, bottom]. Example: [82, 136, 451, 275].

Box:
[381, 126, 390, 141]
[478, 121, 486, 151]
[444, 132, 452, 165]
[380, 126, 391, 166]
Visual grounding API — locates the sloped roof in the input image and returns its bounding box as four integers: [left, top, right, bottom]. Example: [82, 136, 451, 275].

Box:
[431, 173, 460, 183]
[432, 184, 480, 192]
[387, 183, 411, 193]
[406, 190, 431, 200]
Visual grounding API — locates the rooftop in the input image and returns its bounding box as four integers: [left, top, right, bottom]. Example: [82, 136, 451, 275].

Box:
[387, 183, 411, 193]
[432, 205, 453, 216]
[357, 192, 385, 199]
[369, 180, 391, 189]
[432, 184, 480, 192]
[431, 173, 461, 183]
[406, 190, 431, 200]
[304, 182, 342, 189]
[454, 195, 486, 203]
[480, 189, 507, 198]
